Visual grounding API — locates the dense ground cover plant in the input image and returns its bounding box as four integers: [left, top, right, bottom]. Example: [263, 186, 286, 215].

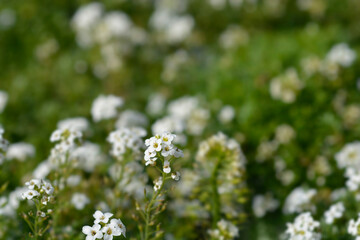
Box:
[2, 0, 360, 239]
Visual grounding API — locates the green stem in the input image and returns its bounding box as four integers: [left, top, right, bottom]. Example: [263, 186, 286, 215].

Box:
[144, 172, 166, 240]
[211, 157, 221, 227]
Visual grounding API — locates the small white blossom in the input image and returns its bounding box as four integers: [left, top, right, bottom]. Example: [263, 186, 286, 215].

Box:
[82, 224, 103, 240]
[324, 202, 345, 224]
[93, 210, 113, 224]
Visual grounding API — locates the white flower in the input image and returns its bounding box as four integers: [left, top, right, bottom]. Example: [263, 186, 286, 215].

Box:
[173, 148, 184, 158]
[91, 94, 123, 122]
[335, 142, 360, 170]
[348, 213, 360, 239]
[283, 187, 316, 214]
[252, 193, 279, 218]
[25, 179, 41, 190]
[269, 68, 303, 104]
[154, 177, 163, 191]
[82, 224, 103, 240]
[93, 210, 113, 224]
[71, 193, 90, 210]
[102, 223, 119, 240]
[171, 171, 181, 181]
[286, 212, 321, 240]
[163, 160, 171, 173]
[22, 190, 40, 200]
[161, 144, 174, 157]
[326, 43, 356, 67]
[42, 181, 54, 195]
[110, 218, 126, 237]
[208, 219, 239, 239]
[324, 202, 345, 224]
[218, 105, 235, 124]
[57, 117, 89, 132]
[6, 142, 35, 161]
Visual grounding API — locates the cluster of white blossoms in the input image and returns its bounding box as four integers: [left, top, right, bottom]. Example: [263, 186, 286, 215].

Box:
[283, 187, 316, 214]
[70, 142, 105, 173]
[324, 202, 345, 224]
[345, 168, 360, 192]
[115, 110, 148, 129]
[252, 193, 279, 218]
[82, 210, 125, 240]
[49, 127, 82, 165]
[348, 214, 360, 239]
[285, 212, 321, 240]
[57, 117, 89, 132]
[6, 142, 35, 162]
[219, 25, 249, 50]
[326, 43, 357, 68]
[144, 132, 183, 179]
[91, 95, 124, 122]
[22, 179, 54, 206]
[335, 142, 360, 192]
[208, 219, 239, 240]
[301, 43, 356, 80]
[71, 193, 90, 210]
[152, 96, 209, 140]
[149, 1, 194, 45]
[71, 2, 147, 78]
[108, 127, 146, 160]
[269, 68, 304, 104]
[0, 128, 9, 164]
[335, 142, 360, 170]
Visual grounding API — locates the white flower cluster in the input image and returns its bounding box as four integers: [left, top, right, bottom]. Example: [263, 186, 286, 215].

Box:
[219, 25, 249, 50]
[335, 142, 360, 170]
[345, 168, 360, 192]
[149, 6, 194, 44]
[326, 43, 356, 68]
[285, 212, 321, 240]
[324, 202, 345, 224]
[57, 117, 89, 132]
[348, 214, 360, 240]
[283, 187, 316, 214]
[270, 68, 304, 104]
[252, 193, 279, 218]
[0, 128, 9, 164]
[71, 193, 90, 210]
[91, 95, 124, 122]
[70, 142, 105, 173]
[0, 188, 23, 217]
[82, 210, 125, 240]
[208, 219, 239, 240]
[301, 43, 356, 80]
[48, 127, 82, 167]
[115, 110, 148, 129]
[108, 127, 146, 160]
[6, 142, 35, 162]
[144, 132, 183, 175]
[50, 127, 82, 151]
[152, 96, 210, 138]
[22, 179, 54, 206]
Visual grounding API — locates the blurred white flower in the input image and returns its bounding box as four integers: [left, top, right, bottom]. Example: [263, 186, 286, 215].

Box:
[71, 193, 90, 210]
[91, 94, 123, 122]
[6, 142, 35, 161]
